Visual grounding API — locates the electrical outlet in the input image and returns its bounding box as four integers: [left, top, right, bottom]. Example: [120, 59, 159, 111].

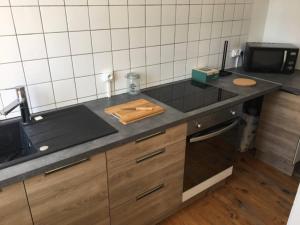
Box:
[231, 49, 242, 58]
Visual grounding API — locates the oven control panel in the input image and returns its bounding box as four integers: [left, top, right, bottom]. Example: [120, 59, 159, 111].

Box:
[187, 104, 243, 136]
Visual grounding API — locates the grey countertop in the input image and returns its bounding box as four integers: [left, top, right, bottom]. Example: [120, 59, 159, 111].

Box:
[229, 67, 300, 95]
[0, 73, 281, 187]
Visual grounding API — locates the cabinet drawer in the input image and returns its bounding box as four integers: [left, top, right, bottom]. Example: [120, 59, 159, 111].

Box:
[108, 141, 186, 208]
[24, 153, 110, 225]
[110, 171, 183, 225]
[107, 123, 187, 169]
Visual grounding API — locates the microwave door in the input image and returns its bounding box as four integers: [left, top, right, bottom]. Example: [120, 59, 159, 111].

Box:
[251, 49, 285, 72]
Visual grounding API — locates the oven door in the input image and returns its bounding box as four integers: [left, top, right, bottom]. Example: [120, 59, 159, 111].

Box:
[183, 118, 240, 201]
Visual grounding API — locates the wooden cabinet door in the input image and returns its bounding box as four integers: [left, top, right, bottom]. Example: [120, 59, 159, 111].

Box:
[24, 153, 110, 225]
[0, 182, 33, 225]
[256, 91, 300, 175]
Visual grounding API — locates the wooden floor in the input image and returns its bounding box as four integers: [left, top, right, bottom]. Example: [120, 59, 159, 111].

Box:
[160, 154, 299, 225]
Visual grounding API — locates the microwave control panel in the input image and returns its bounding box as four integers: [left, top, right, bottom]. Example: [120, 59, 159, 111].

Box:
[285, 50, 299, 73]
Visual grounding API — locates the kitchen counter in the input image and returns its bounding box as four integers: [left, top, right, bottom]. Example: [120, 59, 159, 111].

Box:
[0, 73, 281, 187]
[229, 67, 300, 95]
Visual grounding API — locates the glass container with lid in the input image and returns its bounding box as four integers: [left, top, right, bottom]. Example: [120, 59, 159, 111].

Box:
[126, 72, 140, 95]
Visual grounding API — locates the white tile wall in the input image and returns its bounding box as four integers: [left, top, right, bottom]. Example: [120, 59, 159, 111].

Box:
[0, 0, 253, 120]
[72, 54, 94, 77]
[53, 79, 76, 102]
[49, 56, 74, 81]
[12, 7, 43, 34]
[45, 32, 70, 57]
[0, 7, 15, 35]
[18, 34, 47, 60]
[75, 76, 97, 98]
[111, 29, 129, 50]
[40, 6, 67, 33]
[23, 59, 51, 85]
[0, 36, 20, 63]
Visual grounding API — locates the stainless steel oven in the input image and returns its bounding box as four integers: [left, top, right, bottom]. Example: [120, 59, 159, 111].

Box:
[183, 105, 242, 202]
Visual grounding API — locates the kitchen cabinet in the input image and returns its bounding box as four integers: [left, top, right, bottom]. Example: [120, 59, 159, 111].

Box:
[106, 123, 187, 225]
[256, 91, 300, 175]
[1, 123, 187, 225]
[0, 182, 33, 225]
[24, 153, 110, 225]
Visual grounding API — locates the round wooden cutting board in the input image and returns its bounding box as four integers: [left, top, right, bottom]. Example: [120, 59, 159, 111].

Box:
[233, 78, 257, 87]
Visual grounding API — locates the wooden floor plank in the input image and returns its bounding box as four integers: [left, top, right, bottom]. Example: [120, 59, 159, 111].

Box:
[160, 153, 299, 225]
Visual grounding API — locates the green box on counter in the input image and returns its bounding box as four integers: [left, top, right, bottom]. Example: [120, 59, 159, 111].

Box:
[192, 67, 219, 83]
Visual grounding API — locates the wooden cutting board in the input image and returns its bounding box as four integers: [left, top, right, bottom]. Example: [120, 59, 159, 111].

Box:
[233, 78, 257, 87]
[105, 99, 165, 125]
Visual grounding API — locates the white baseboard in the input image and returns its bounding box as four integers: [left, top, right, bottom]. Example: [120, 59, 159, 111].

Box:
[182, 166, 233, 202]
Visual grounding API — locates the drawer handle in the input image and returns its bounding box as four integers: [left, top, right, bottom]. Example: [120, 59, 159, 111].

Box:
[136, 184, 165, 201]
[135, 131, 165, 143]
[136, 148, 166, 163]
[44, 158, 89, 176]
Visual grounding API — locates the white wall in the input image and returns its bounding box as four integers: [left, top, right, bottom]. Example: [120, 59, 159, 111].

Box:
[248, 0, 269, 41]
[263, 0, 300, 69]
[249, 0, 300, 69]
[287, 185, 300, 225]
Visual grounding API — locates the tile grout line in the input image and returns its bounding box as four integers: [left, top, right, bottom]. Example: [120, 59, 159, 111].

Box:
[159, 0, 163, 82]
[218, 3, 226, 69]
[0, 31, 247, 67]
[126, 0, 131, 84]
[196, 4, 203, 67]
[1, 2, 241, 7]
[184, 0, 190, 79]
[173, 2, 177, 82]
[144, 2, 148, 85]
[63, 0, 80, 102]
[0, 17, 251, 39]
[159, 0, 162, 83]
[8, 0, 34, 116]
[37, 0, 58, 109]
[107, 2, 116, 95]
[207, 3, 214, 67]
[87, 5, 100, 97]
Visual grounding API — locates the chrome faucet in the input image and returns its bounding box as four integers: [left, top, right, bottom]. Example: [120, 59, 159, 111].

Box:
[0, 86, 31, 123]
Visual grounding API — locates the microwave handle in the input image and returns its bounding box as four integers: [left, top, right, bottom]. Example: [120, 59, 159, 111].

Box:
[281, 50, 288, 72]
[189, 119, 240, 143]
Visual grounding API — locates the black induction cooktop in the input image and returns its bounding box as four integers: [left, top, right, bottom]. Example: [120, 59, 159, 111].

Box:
[143, 80, 238, 113]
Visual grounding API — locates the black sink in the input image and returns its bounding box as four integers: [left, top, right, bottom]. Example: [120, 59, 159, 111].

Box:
[0, 120, 36, 169]
[23, 105, 118, 154]
[0, 105, 117, 169]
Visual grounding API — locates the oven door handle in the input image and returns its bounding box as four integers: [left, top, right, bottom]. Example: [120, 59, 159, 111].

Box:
[189, 119, 240, 143]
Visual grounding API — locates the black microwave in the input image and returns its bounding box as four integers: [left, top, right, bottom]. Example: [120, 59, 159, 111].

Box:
[243, 42, 299, 74]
